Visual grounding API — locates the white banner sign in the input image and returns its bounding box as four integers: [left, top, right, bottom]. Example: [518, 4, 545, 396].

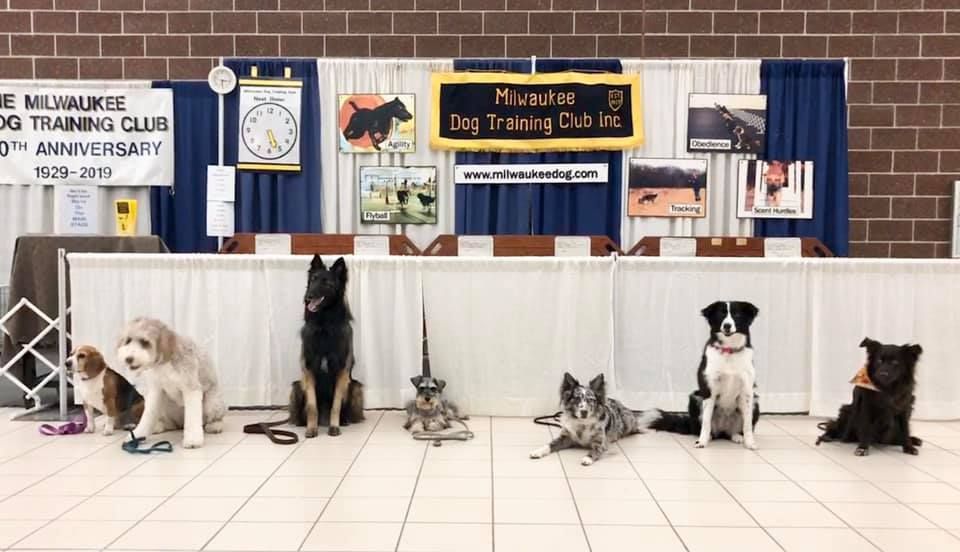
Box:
[454, 163, 608, 185]
[0, 87, 174, 186]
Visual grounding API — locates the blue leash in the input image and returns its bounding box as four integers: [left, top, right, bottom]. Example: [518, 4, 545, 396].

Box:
[121, 430, 173, 454]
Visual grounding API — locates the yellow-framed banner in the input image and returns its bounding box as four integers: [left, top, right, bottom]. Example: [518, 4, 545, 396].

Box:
[430, 71, 643, 153]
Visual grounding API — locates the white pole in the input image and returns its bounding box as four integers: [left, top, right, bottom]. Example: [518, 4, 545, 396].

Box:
[217, 56, 225, 252]
[57, 248, 67, 420]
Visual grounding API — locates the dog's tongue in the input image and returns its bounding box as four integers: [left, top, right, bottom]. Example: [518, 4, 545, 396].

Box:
[306, 297, 324, 312]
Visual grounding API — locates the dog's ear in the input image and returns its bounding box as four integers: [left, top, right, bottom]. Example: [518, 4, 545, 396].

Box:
[742, 302, 759, 321]
[700, 301, 723, 320]
[410, 375, 423, 388]
[859, 337, 881, 353]
[436, 379, 446, 393]
[588, 374, 606, 398]
[562, 372, 579, 391]
[310, 255, 325, 271]
[331, 257, 348, 281]
[86, 349, 108, 375]
[155, 325, 177, 364]
[904, 344, 923, 361]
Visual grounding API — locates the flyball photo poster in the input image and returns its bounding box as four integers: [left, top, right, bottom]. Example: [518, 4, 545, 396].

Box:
[338, 94, 416, 154]
[628, 158, 708, 218]
[359, 166, 437, 224]
[687, 93, 766, 154]
[737, 160, 814, 219]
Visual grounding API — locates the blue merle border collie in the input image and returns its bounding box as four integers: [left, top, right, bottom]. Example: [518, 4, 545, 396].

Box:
[529, 373, 658, 466]
[651, 301, 761, 450]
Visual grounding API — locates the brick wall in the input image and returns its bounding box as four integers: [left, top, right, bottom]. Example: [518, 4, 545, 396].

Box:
[0, 0, 957, 257]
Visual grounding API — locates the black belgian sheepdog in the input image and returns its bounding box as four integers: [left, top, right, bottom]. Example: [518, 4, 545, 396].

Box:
[816, 337, 923, 456]
[289, 255, 365, 437]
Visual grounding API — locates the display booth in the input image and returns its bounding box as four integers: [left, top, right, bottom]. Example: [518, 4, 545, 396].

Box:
[13, 56, 955, 425]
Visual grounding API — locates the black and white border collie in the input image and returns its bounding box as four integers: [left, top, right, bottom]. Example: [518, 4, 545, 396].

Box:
[651, 301, 761, 450]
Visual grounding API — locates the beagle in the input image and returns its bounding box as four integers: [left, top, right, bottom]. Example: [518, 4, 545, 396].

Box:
[66, 345, 144, 435]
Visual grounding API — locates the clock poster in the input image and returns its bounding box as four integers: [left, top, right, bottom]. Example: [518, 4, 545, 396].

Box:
[237, 77, 303, 172]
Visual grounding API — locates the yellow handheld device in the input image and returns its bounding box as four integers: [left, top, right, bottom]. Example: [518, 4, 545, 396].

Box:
[114, 199, 137, 236]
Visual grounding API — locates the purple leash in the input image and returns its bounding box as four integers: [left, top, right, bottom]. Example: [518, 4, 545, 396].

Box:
[39, 411, 87, 435]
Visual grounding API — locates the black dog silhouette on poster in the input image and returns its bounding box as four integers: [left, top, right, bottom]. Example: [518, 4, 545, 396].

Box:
[342, 97, 413, 151]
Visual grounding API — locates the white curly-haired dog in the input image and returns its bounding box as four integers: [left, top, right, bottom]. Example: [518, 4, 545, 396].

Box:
[116, 317, 226, 448]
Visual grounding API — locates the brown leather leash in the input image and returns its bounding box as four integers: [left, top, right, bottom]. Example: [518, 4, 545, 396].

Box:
[243, 418, 299, 445]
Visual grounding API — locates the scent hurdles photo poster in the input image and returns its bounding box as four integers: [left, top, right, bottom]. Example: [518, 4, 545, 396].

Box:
[738, 160, 814, 219]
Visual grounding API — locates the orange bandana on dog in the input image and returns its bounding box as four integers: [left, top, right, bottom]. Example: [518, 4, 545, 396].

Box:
[850, 365, 879, 391]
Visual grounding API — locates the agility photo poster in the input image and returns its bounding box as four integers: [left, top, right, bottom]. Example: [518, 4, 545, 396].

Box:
[359, 165, 437, 225]
[338, 94, 416, 154]
[738, 160, 814, 219]
[687, 93, 766, 154]
[628, 158, 708, 218]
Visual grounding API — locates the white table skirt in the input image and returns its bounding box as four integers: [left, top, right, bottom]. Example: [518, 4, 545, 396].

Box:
[68, 254, 960, 420]
[68, 254, 423, 408]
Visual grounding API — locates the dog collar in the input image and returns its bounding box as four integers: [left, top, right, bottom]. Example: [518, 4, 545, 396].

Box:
[712, 343, 744, 355]
[850, 365, 879, 392]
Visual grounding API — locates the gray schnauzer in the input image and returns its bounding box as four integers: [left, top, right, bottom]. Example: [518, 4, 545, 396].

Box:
[403, 376, 468, 432]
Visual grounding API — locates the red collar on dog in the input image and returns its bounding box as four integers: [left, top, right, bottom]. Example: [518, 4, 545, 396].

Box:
[712, 343, 744, 355]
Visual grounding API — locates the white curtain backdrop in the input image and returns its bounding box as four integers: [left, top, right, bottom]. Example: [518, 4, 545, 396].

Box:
[614, 256, 813, 414]
[620, 60, 760, 248]
[317, 59, 455, 252]
[421, 257, 615, 416]
[0, 80, 154, 287]
[808, 260, 960, 420]
[68, 254, 422, 408]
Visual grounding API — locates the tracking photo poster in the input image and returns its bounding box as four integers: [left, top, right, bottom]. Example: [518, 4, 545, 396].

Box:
[628, 158, 708, 218]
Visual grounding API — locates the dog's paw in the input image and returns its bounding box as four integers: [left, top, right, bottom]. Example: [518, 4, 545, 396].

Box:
[581, 456, 595, 466]
[730, 433, 743, 444]
[204, 421, 224, 434]
[102, 427, 114, 436]
[743, 437, 758, 451]
[83, 424, 95, 434]
[182, 432, 204, 449]
[693, 439, 709, 449]
[529, 445, 550, 459]
[911, 436, 923, 447]
[854, 446, 869, 456]
[305, 427, 319, 439]
[327, 426, 342, 437]
[903, 445, 920, 456]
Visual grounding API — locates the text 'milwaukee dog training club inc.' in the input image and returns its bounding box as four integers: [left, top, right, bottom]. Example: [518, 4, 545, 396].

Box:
[430, 71, 644, 153]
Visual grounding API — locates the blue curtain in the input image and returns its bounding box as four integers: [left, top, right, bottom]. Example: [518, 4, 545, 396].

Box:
[454, 58, 624, 242]
[149, 81, 219, 253]
[755, 60, 849, 256]
[224, 58, 323, 233]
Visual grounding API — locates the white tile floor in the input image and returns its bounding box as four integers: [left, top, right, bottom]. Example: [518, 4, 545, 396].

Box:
[1, 408, 960, 551]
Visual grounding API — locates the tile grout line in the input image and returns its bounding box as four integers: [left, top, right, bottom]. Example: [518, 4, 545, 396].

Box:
[5, 428, 139, 548]
[669, 431, 787, 552]
[393, 422, 431, 552]
[198, 411, 317, 551]
[297, 409, 387, 552]
[778, 419, 960, 544]
[97, 423, 263, 551]
[552, 425, 593, 552]
[742, 419, 884, 552]
[616, 435, 691, 552]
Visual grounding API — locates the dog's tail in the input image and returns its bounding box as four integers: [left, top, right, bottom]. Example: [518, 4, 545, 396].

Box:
[288, 380, 307, 427]
[347, 379, 365, 422]
[632, 409, 663, 434]
[649, 410, 697, 435]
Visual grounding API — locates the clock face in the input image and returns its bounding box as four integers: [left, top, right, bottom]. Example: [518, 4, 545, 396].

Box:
[241, 103, 299, 161]
[207, 66, 237, 95]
